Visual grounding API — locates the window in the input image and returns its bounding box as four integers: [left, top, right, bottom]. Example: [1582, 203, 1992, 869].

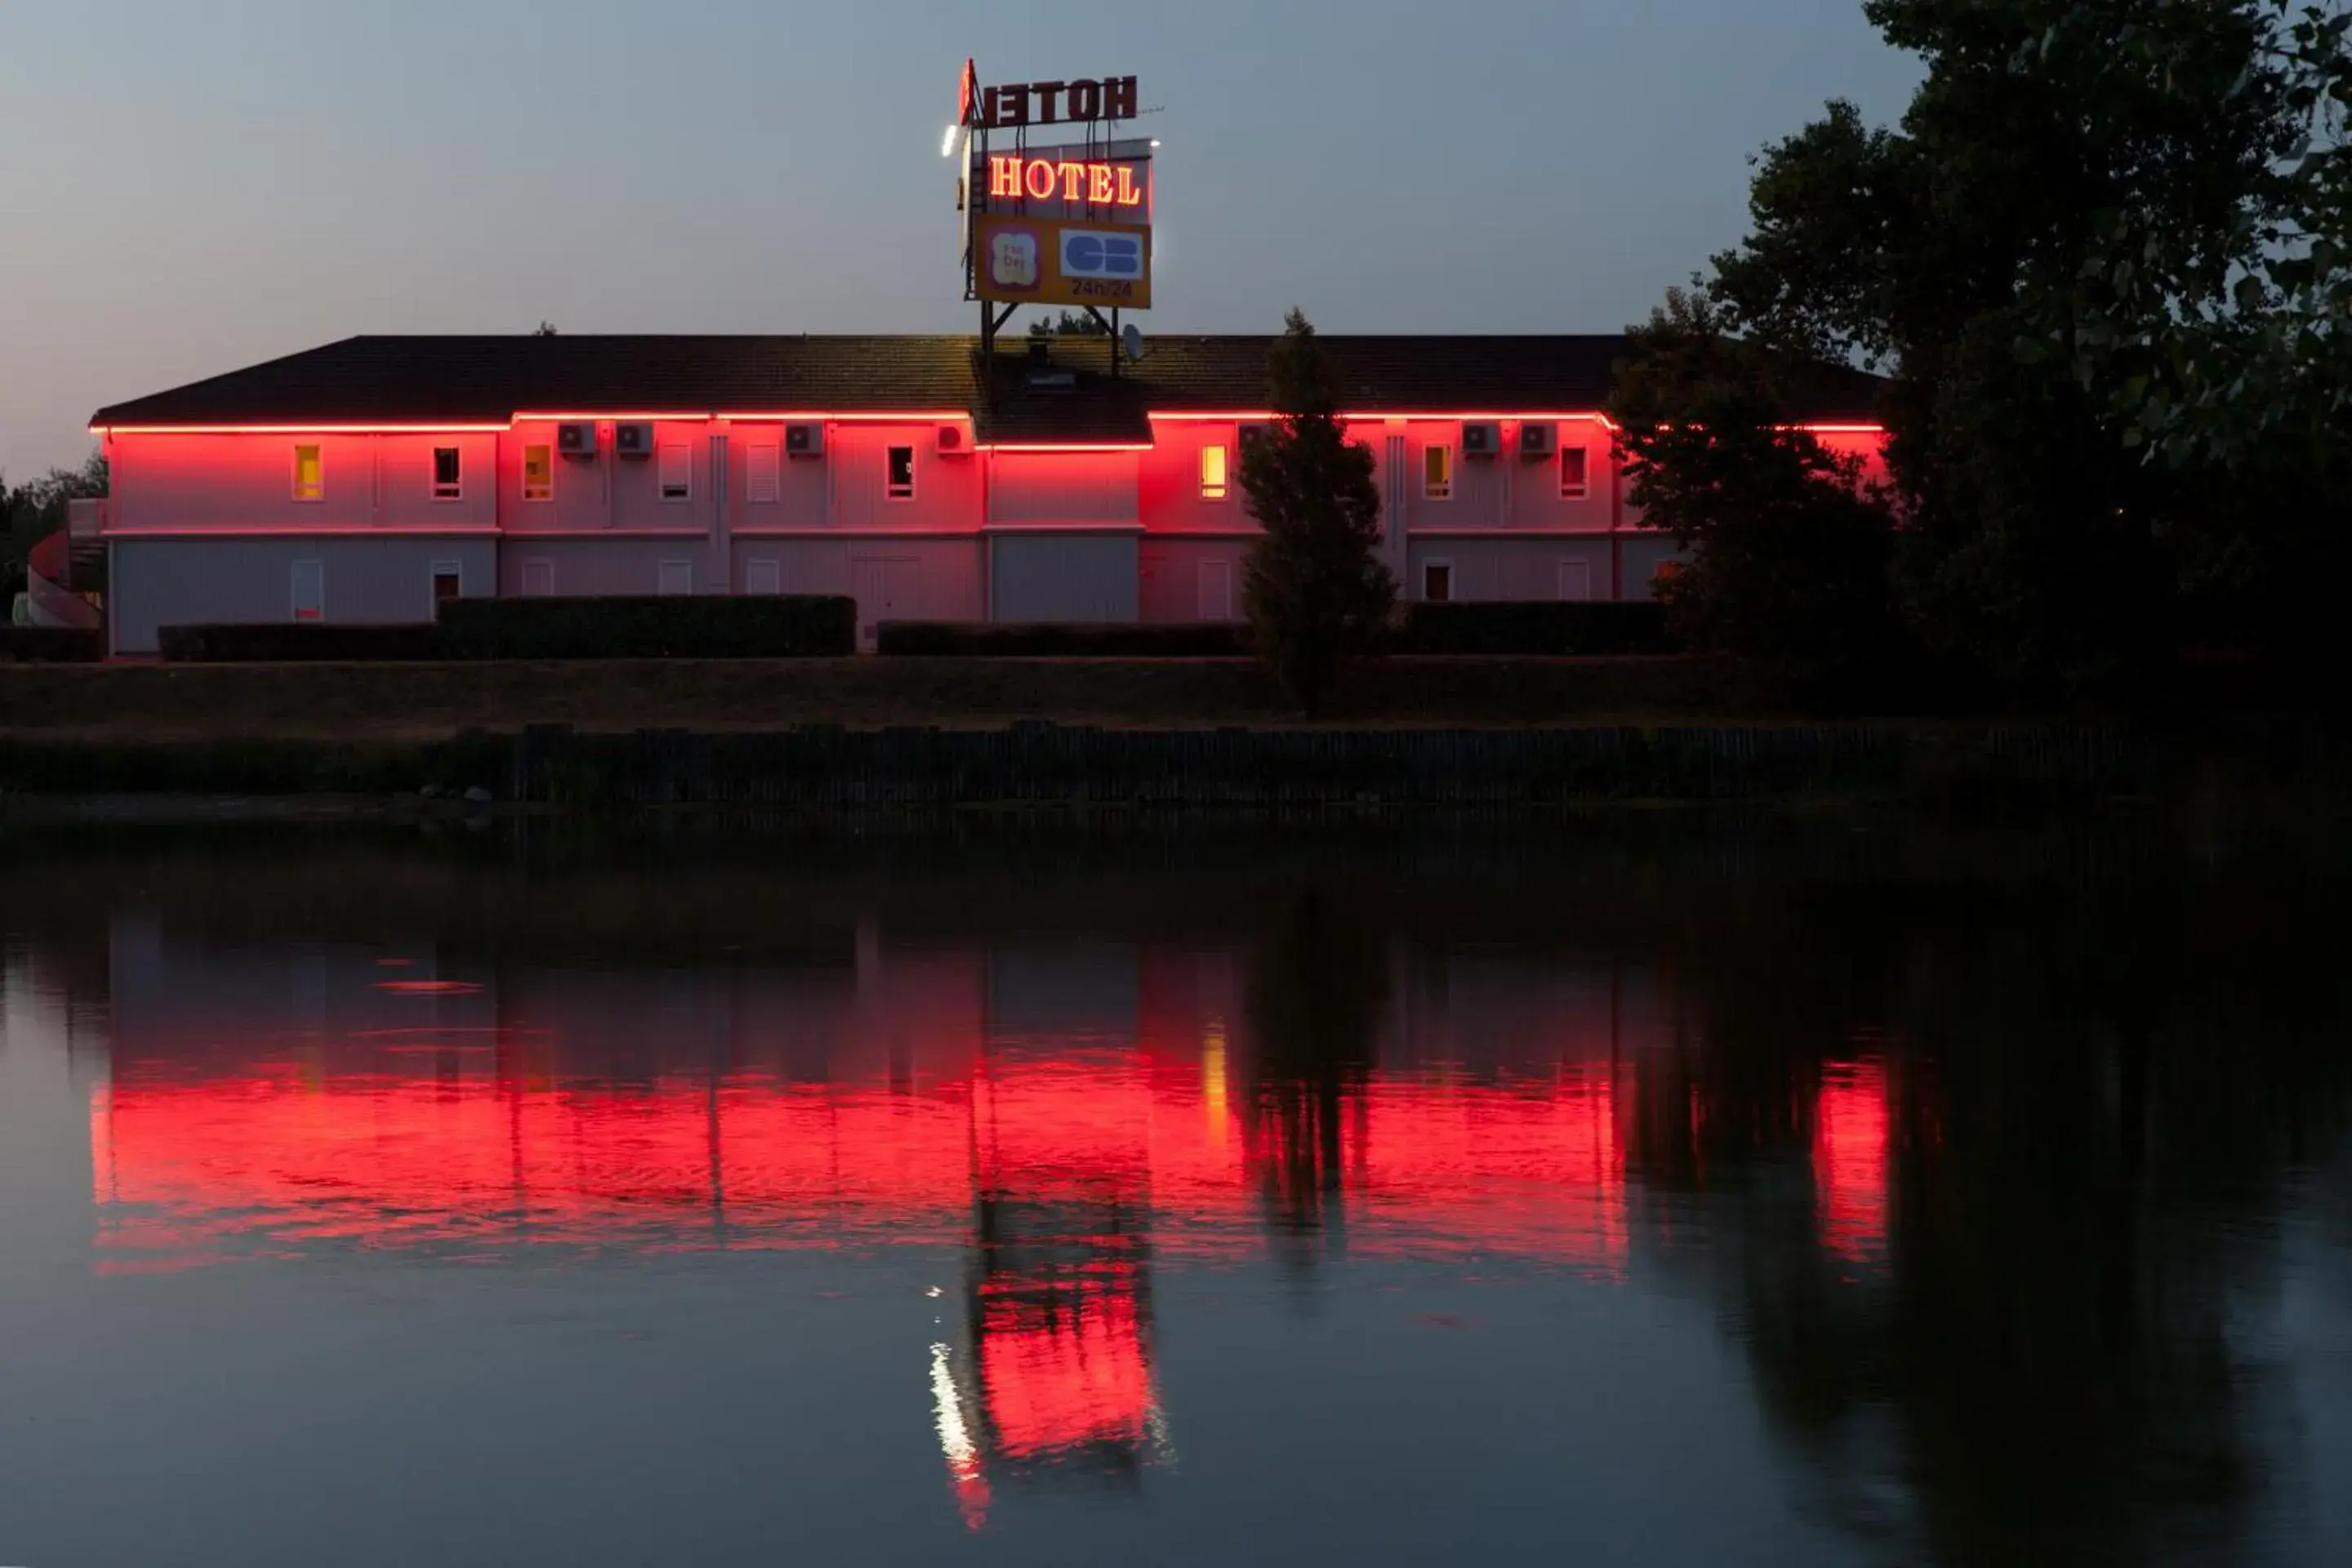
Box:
[657, 559, 694, 596]
[658, 442, 692, 501]
[1558, 559, 1592, 602]
[1560, 445, 1590, 499]
[1423, 443, 1454, 501]
[430, 562, 463, 605]
[292, 559, 325, 621]
[1200, 443, 1230, 501]
[746, 559, 782, 595]
[1423, 561, 1454, 603]
[886, 444, 916, 501]
[292, 444, 323, 502]
[522, 559, 556, 597]
[746, 443, 781, 505]
[431, 447, 462, 501]
[523, 444, 554, 502]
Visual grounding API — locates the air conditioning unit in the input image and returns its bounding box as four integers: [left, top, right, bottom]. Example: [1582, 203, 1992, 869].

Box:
[1463, 421, 1503, 458]
[936, 424, 969, 456]
[1519, 421, 1558, 459]
[556, 422, 598, 460]
[613, 422, 655, 460]
[785, 422, 826, 459]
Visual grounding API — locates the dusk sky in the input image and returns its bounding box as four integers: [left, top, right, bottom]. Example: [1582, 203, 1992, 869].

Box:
[1, 0, 1918, 476]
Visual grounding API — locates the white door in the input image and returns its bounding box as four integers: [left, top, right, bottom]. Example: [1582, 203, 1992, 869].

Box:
[853, 557, 920, 649]
[1558, 559, 1592, 602]
[291, 559, 325, 622]
[1197, 559, 1233, 621]
[746, 559, 782, 595]
[657, 559, 694, 596]
[523, 559, 556, 598]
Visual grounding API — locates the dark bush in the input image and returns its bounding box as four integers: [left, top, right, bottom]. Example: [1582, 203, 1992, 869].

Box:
[437, 595, 854, 659]
[876, 621, 1250, 657]
[0, 626, 104, 663]
[1394, 601, 1673, 656]
[158, 623, 448, 662]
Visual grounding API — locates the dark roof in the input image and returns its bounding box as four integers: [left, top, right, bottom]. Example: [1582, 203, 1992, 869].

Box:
[91, 333, 1886, 434]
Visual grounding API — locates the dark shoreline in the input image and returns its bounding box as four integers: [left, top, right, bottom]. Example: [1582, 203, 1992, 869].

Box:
[2, 715, 2340, 815]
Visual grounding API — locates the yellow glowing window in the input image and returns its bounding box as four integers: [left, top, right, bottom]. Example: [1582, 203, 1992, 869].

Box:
[1200, 443, 1230, 500]
[523, 445, 554, 502]
[292, 444, 323, 502]
[1423, 443, 1454, 500]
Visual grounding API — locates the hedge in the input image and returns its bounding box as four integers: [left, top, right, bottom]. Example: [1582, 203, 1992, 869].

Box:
[0, 626, 104, 663]
[437, 595, 855, 659]
[159, 622, 448, 662]
[1395, 601, 1673, 656]
[877, 621, 1250, 657]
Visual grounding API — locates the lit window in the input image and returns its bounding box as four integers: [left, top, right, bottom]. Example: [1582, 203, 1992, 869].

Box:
[430, 563, 462, 603]
[1560, 446, 1590, 499]
[887, 445, 916, 500]
[292, 444, 323, 502]
[1423, 562, 1454, 602]
[1200, 443, 1230, 500]
[432, 447, 462, 501]
[1423, 444, 1453, 500]
[746, 443, 781, 505]
[658, 442, 691, 501]
[523, 445, 554, 502]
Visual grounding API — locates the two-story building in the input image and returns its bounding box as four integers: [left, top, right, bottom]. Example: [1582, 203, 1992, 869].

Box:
[86, 332, 1887, 654]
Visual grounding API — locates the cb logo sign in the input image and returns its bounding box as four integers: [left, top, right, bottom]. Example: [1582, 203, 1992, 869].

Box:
[1060, 230, 1146, 279]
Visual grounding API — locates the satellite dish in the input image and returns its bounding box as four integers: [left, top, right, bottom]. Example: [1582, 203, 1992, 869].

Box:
[1122, 323, 1146, 363]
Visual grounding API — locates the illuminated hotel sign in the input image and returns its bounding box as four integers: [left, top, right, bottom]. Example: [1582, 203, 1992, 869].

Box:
[964, 72, 1139, 128]
[959, 60, 1155, 314]
[987, 155, 1146, 210]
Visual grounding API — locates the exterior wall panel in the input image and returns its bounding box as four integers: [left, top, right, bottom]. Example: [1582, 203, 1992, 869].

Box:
[112, 537, 496, 653]
[1138, 537, 1251, 624]
[1402, 538, 1620, 605]
[496, 539, 724, 600]
[990, 452, 1138, 525]
[112, 432, 498, 532]
[991, 534, 1140, 623]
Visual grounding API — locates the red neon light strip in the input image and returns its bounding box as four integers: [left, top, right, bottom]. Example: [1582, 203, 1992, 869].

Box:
[978, 443, 1154, 454]
[92, 423, 508, 436]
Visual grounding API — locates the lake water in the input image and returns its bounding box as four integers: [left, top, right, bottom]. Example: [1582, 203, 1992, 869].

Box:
[1, 815, 2347, 1567]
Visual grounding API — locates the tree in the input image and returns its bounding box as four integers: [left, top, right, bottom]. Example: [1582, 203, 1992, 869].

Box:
[1239, 310, 1396, 714]
[1026, 309, 1110, 337]
[1704, 0, 2314, 691]
[2, 451, 108, 601]
[533, 320, 559, 336]
[1611, 287, 1907, 702]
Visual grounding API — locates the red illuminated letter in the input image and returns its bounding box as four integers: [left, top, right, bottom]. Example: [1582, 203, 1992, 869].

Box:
[1060, 162, 1088, 203]
[1107, 76, 1138, 119]
[1116, 166, 1141, 207]
[991, 155, 1022, 199]
[1024, 159, 1058, 201]
[1089, 163, 1116, 204]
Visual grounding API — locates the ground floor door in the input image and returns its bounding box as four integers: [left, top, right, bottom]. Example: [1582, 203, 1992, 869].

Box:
[853, 557, 921, 650]
[1197, 559, 1234, 621]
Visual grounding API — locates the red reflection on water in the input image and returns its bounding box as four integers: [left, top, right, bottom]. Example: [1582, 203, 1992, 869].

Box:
[91, 1061, 1629, 1264]
[1815, 1060, 1890, 1265]
[372, 980, 483, 996]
